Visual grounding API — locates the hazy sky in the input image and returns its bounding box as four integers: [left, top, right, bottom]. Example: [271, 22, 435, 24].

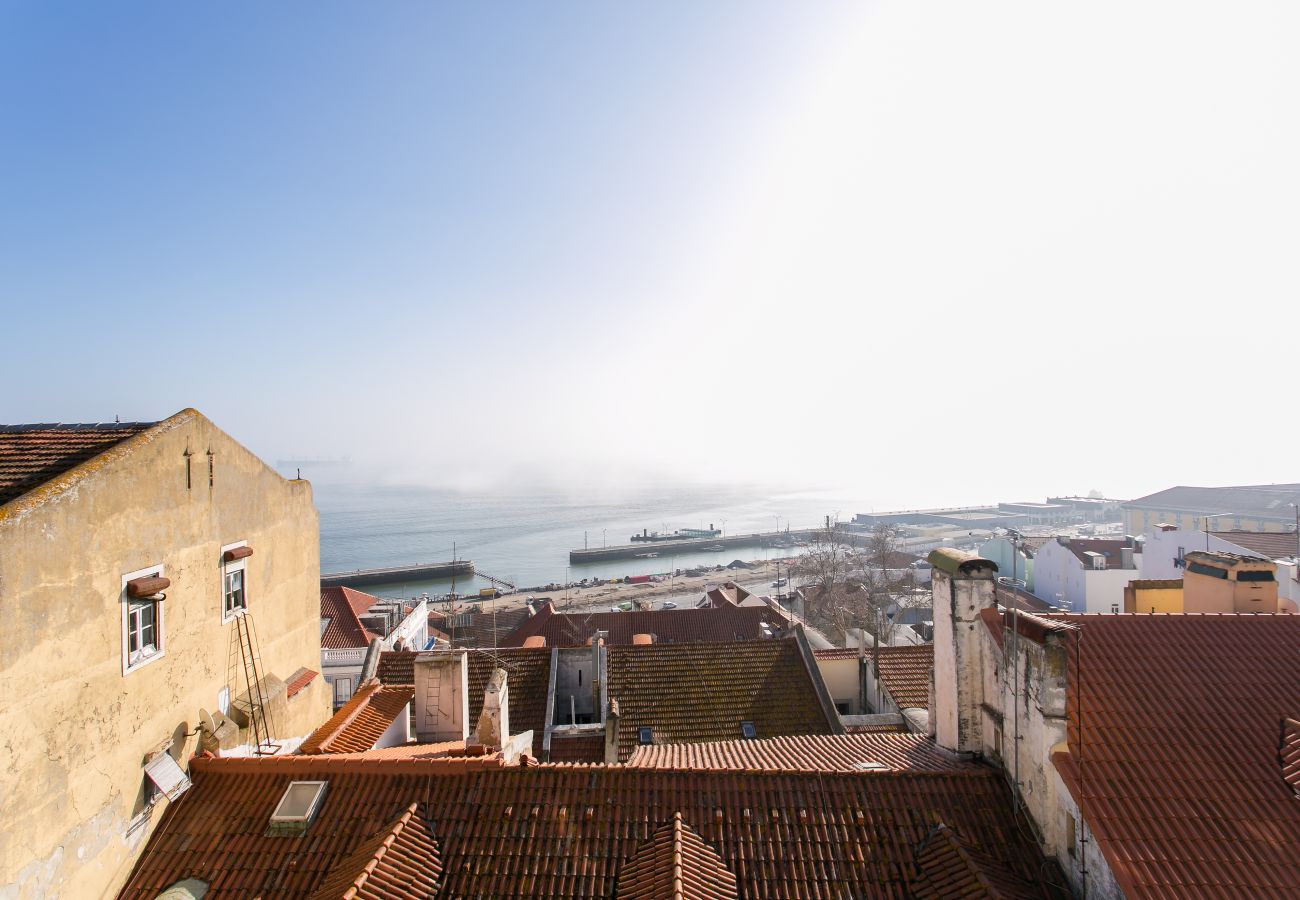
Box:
[2, 2, 1297, 507]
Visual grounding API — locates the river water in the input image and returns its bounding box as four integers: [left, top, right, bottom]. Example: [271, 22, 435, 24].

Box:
[305, 477, 876, 599]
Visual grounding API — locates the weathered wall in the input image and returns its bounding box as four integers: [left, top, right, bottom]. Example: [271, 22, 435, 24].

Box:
[0, 409, 328, 900]
[815, 656, 863, 714]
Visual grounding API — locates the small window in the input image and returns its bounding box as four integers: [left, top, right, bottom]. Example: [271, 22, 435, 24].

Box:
[1066, 814, 1078, 857]
[224, 569, 246, 618]
[1110, 604, 1119, 614]
[221, 542, 249, 620]
[269, 781, 328, 836]
[834, 701, 850, 715]
[741, 721, 757, 740]
[123, 565, 166, 674]
[638, 726, 653, 745]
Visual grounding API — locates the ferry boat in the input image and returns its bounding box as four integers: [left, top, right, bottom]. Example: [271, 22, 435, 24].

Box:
[630, 525, 722, 542]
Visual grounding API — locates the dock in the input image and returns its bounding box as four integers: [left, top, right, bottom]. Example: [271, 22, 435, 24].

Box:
[320, 559, 475, 588]
[569, 529, 817, 564]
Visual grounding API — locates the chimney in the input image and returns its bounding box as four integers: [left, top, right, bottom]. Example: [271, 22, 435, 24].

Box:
[604, 697, 621, 764]
[1121, 547, 1135, 569]
[591, 631, 606, 711]
[928, 549, 998, 754]
[475, 667, 510, 749]
[523, 635, 547, 648]
[632, 633, 653, 645]
[413, 651, 469, 742]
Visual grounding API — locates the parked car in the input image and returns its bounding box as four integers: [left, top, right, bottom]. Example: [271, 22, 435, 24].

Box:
[661, 601, 677, 610]
[771, 578, 787, 588]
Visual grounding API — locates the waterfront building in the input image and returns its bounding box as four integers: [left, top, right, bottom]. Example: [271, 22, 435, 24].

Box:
[1123, 482, 1300, 535]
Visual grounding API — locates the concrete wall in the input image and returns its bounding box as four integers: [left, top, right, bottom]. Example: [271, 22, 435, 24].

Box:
[977, 537, 1035, 591]
[0, 409, 328, 900]
[1126, 506, 1292, 535]
[815, 656, 863, 715]
[1142, 528, 1300, 609]
[1033, 541, 1135, 613]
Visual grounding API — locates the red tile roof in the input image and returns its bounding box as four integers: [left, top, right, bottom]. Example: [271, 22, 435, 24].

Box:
[702, 582, 754, 608]
[547, 733, 606, 764]
[912, 822, 1044, 899]
[1056, 538, 1132, 568]
[1052, 613, 1300, 897]
[119, 756, 1055, 898]
[320, 587, 381, 650]
[875, 644, 933, 709]
[608, 638, 836, 762]
[616, 811, 738, 900]
[813, 647, 863, 660]
[1211, 530, 1300, 559]
[502, 603, 782, 648]
[285, 667, 319, 699]
[443, 605, 533, 648]
[305, 802, 441, 900]
[1282, 718, 1300, 797]
[377, 648, 552, 758]
[626, 733, 966, 773]
[0, 422, 157, 506]
[299, 682, 414, 755]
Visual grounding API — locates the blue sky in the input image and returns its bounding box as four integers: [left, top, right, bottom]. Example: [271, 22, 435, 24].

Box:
[3, 2, 1298, 505]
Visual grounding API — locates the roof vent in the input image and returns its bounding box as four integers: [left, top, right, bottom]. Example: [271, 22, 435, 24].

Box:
[268, 781, 328, 836]
[740, 721, 757, 740]
[638, 726, 653, 745]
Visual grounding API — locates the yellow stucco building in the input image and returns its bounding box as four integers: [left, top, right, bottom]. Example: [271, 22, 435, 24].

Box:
[0, 408, 329, 899]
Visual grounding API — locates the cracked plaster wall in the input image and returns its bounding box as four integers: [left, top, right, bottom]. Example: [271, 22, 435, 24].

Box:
[0, 411, 330, 899]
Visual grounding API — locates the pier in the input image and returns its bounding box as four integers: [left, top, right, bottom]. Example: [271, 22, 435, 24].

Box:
[569, 529, 818, 564]
[320, 559, 475, 588]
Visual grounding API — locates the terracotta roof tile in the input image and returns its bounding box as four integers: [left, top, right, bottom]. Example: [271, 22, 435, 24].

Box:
[1051, 613, 1300, 897]
[548, 733, 606, 764]
[608, 639, 835, 762]
[502, 603, 782, 648]
[305, 802, 441, 900]
[440, 605, 533, 648]
[1210, 530, 1300, 559]
[0, 422, 157, 506]
[844, 722, 910, 735]
[119, 758, 1056, 898]
[321, 587, 381, 650]
[812, 647, 863, 660]
[913, 822, 1045, 899]
[285, 667, 319, 699]
[874, 644, 933, 709]
[626, 733, 967, 773]
[1281, 718, 1300, 796]
[299, 682, 414, 755]
[616, 811, 738, 900]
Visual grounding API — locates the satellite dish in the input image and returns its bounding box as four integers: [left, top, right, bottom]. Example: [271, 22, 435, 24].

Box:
[198, 708, 216, 735]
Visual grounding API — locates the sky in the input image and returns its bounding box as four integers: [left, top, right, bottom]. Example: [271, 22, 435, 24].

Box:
[2, 1, 1298, 507]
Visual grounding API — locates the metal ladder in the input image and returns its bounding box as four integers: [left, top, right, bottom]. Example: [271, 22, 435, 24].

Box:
[229, 611, 281, 756]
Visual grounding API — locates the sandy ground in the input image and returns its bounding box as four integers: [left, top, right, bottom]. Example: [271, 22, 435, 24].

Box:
[478, 556, 801, 616]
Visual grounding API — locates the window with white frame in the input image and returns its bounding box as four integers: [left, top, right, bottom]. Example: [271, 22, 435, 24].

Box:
[122, 565, 166, 674]
[221, 541, 248, 620]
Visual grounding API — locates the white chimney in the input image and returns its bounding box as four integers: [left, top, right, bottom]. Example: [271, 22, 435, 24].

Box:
[475, 667, 510, 748]
[929, 549, 998, 754]
[413, 651, 469, 742]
